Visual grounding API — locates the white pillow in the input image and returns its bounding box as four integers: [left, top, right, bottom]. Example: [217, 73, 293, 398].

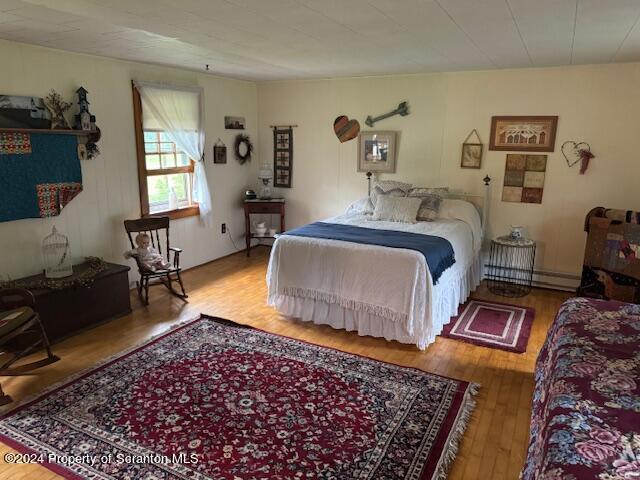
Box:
[371, 196, 422, 223]
[370, 181, 412, 208]
[345, 197, 374, 215]
[438, 199, 483, 251]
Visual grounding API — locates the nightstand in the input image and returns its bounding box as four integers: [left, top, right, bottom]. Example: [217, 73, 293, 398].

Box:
[486, 236, 536, 297]
[244, 199, 285, 257]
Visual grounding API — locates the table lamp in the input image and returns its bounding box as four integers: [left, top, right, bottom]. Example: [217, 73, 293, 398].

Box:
[258, 165, 273, 199]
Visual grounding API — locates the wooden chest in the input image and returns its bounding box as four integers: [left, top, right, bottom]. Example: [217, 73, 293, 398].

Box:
[17, 262, 131, 342]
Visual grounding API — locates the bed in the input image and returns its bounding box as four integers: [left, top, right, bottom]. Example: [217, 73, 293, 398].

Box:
[521, 297, 640, 480]
[266, 181, 489, 350]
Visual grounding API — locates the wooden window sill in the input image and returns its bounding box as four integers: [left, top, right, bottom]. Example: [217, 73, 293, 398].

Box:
[144, 205, 200, 220]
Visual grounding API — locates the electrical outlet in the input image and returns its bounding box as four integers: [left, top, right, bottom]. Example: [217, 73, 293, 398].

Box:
[221, 223, 226, 234]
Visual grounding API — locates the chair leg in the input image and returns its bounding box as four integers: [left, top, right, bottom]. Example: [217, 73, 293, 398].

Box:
[35, 314, 57, 361]
[143, 277, 150, 306]
[0, 383, 12, 406]
[176, 270, 188, 299]
[162, 273, 188, 302]
[136, 279, 145, 305]
[166, 272, 174, 293]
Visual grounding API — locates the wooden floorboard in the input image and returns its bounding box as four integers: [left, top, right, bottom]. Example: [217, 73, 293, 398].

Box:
[0, 246, 572, 479]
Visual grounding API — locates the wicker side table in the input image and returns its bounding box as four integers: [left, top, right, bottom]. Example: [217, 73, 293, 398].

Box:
[487, 236, 536, 297]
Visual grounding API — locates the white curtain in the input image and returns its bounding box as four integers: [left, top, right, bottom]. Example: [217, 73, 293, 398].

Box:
[134, 81, 212, 225]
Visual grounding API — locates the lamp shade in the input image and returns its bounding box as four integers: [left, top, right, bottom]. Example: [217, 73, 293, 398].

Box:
[258, 166, 273, 179]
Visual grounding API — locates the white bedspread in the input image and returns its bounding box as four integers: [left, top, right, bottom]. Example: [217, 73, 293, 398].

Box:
[266, 213, 482, 349]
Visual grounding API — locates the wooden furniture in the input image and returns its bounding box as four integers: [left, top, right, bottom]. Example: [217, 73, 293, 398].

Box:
[244, 199, 285, 257]
[124, 216, 187, 305]
[0, 288, 59, 405]
[578, 207, 640, 302]
[14, 262, 131, 341]
[486, 236, 536, 297]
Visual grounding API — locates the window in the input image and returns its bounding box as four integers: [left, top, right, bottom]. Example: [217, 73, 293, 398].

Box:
[143, 131, 195, 214]
[132, 84, 200, 219]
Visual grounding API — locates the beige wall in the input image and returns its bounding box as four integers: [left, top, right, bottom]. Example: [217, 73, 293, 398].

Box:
[2, 39, 639, 287]
[257, 63, 640, 283]
[0, 40, 258, 283]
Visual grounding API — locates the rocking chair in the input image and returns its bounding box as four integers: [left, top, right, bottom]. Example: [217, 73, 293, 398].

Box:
[124, 216, 188, 305]
[0, 288, 60, 406]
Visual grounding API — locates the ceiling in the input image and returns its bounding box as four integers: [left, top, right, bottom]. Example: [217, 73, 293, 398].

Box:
[1, 0, 640, 81]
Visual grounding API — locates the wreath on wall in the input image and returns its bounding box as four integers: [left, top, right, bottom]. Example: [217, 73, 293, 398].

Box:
[234, 134, 253, 164]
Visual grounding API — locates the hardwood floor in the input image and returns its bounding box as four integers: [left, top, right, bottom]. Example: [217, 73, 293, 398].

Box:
[0, 246, 572, 480]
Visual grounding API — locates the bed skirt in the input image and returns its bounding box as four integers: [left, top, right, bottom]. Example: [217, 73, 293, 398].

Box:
[269, 255, 482, 350]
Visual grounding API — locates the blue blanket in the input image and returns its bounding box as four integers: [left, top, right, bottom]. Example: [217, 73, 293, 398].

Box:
[284, 222, 455, 284]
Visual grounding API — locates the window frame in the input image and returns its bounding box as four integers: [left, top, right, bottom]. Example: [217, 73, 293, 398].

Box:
[132, 82, 200, 220]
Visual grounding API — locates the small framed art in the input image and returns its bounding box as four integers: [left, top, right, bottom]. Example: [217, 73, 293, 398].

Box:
[224, 116, 245, 130]
[502, 154, 547, 204]
[357, 131, 397, 173]
[213, 141, 227, 164]
[461, 143, 483, 168]
[460, 129, 483, 168]
[489, 116, 558, 152]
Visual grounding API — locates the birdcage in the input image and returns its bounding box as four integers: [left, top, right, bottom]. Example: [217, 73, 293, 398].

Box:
[42, 226, 73, 278]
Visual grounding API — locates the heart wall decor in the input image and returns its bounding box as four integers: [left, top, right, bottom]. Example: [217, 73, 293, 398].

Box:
[333, 115, 360, 143]
[561, 141, 595, 174]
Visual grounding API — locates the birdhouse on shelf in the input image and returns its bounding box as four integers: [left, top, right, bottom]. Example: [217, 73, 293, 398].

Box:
[74, 86, 93, 131]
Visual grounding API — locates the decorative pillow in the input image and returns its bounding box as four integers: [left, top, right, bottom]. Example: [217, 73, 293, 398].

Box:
[407, 188, 446, 221]
[408, 187, 449, 196]
[371, 196, 422, 223]
[345, 197, 374, 215]
[370, 181, 412, 208]
[415, 194, 443, 221]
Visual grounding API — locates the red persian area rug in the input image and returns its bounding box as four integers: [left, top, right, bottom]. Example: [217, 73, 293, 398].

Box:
[0, 316, 478, 480]
[441, 299, 535, 353]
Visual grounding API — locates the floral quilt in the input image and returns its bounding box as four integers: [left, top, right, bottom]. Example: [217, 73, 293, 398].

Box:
[521, 297, 640, 480]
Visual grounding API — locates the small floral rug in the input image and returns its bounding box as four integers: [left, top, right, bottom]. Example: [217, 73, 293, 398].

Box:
[440, 299, 535, 353]
[0, 316, 478, 480]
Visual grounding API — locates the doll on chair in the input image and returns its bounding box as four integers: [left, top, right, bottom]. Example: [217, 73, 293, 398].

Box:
[124, 233, 171, 272]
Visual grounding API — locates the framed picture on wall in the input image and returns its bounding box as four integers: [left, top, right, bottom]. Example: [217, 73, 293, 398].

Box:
[357, 131, 397, 173]
[489, 116, 558, 152]
[213, 142, 227, 164]
[460, 143, 482, 168]
[224, 116, 245, 129]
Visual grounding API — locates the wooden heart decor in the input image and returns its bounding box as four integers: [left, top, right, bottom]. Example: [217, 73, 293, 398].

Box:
[561, 141, 595, 174]
[334, 115, 360, 143]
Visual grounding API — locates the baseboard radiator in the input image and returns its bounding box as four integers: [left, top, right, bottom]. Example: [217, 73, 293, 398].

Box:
[481, 255, 580, 292]
[531, 269, 580, 292]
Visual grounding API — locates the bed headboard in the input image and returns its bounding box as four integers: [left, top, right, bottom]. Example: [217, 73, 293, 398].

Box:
[366, 173, 492, 241]
[445, 175, 492, 239]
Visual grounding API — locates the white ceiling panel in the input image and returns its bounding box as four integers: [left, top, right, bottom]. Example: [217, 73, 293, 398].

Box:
[0, 0, 638, 80]
[572, 0, 640, 64]
[507, 0, 576, 66]
[437, 0, 532, 68]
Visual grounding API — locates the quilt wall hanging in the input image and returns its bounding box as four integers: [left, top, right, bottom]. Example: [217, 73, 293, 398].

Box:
[501, 153, 547, 204]
[0, 132, 82, 223]
[273, 126, 293, 188]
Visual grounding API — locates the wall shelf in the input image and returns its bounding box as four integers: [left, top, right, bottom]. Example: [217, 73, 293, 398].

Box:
[0, 127, 93, 136]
